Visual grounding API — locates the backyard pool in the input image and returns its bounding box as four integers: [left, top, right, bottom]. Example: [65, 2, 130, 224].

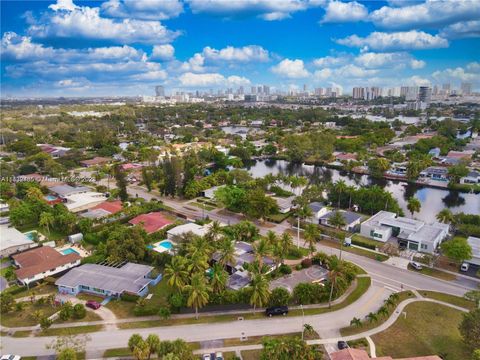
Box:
[24, 231, 38, 241]
[45, 195, 58, 201]
[148, 240, 174, 253]
[61, 248, 80, 256]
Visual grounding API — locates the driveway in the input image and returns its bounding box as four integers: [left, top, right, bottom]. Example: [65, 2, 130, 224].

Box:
[270, 265, 328, 293]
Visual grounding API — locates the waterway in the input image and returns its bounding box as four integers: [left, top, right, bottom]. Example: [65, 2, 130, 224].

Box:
[242, 159, 480, 223]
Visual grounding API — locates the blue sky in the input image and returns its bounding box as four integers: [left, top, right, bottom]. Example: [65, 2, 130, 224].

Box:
[1, 0, 479, 97]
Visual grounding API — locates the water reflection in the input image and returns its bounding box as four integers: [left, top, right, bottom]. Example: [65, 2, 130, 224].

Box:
[243, 159, 480, 223]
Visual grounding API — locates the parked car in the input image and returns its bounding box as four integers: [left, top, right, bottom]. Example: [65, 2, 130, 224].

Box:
[1, 356, 21, 360]
[337, 340, 348, 350]
[409, 261, 423, 270]
[85, 300, 101, 310]
[215, 352, 224, 360]
[461, 262, 470, 272]
[202, 354, 211, 360]
[265, 305, 288, 317]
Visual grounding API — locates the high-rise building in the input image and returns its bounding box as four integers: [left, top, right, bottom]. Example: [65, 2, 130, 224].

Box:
[461, 82, 472, 95]
[257, 86, 263, 94]
[155, 85, 165, 97]
[432, 85, 439, 96]
[238, 86, 244, 95]
[418, 86, 432, 104]
[352, 87, 364, 99]
[405, 86, 419, 101]
[442, 83, 451, 91]
[263, 85, 270, 95]
[251, 86, 256, 94]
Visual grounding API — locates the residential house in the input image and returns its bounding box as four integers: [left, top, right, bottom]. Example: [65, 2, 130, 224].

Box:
[460, 170, 480, 184]
[307, 202, 330, 224]
[331, 348, 441, 360]
[79, 157, 110, 167]
[273, 196, 295, 214]
[49, 184, 107, 213]
[465, 236, 480, 266]
[319, 210, 362, 232]
[37, 144, 71, 158]
[419, 167, 449, 181]
[201, 185, 225, 199]
[167, 223, 209, 240]
[360, 211, 449, 253]
[80, 200, 123, 220]
[0, 225, 36, 258]
[128, 212, 173, 234]
[56, 262, 161, 298]
[13, 246, 81, 286]
[334, 152, 358, 162]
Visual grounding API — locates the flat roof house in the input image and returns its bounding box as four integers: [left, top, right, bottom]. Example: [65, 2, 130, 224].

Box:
[0, 225, 36, 258]
[129, 212, 173, 234]
[56, 262, 159, 298]
[80, 200, 123, 220]
[466, 236, 480, 266]
[360, 211, 449, 253]
[167, 223, 208, 240]
[12, 246, 81, 286]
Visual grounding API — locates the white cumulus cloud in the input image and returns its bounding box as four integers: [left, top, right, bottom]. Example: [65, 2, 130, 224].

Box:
[321, 1, 368, 23]
[101, 0, 183, 20]
[151, 44, 175, 61]
[178, 72, 250, 87]
[336, 30, 449, 51]
[271, 59, 310, 78]
[202, 45, 269, 62]
[439, 20, 480, 39]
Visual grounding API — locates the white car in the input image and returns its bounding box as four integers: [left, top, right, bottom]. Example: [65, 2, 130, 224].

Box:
[215, 352, 224, 360]
[460, 262, 470, 272]
[202, 354, 211, 360]
[409, 261, 423, 270]
[1, 356, 21, 360]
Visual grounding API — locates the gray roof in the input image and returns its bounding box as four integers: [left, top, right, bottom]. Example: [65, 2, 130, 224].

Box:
[49, 185, 91, 197]
[227, 272, 251, 290]
[56, 262, 153, 295]
[79, 209, 111, 219]
[0, 225, 34, 252]
[320, 211, 362, 225]
[309, 202, 326, 213]
[467, 236, 480, 258]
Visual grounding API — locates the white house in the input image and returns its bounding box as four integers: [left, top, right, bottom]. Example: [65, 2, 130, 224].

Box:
[319, 210, 362, 232]
[167, 223, 209, 240]
[461, 170, 480, 184]
[465, 236, 480, 266]
[0, 225, 36, 258]
[202, 185, 225, 199]
[307, 202, 329, 224]
[273, 196, 295, 214]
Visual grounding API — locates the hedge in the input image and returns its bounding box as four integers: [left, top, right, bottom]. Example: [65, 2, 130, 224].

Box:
[351, 239, 376, 250]
[120, 293, 140, 302]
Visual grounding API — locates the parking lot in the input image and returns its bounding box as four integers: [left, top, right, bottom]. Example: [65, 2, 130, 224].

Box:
[270, 265, 329, 292]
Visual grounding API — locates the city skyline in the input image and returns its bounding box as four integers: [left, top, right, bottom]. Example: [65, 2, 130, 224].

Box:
[1, 0, 480, 97]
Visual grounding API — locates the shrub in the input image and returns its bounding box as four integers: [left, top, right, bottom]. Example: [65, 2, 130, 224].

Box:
[287, 247, 304, 259]
[301, 258, 313, 268]
[168, 293, 186, 310]
[158, 307, 171, 320]
[59, 301, 74, 320]
[279, 264, 292, 275]
[269, 287, 291, 307]
[133, 305, 159, 316]
[40, 317, 53, 330]
[295, 264, 303, 271]
[351, 239, 376, 250]
[73, 304, 87, 319]
[121, 293, 141, 303]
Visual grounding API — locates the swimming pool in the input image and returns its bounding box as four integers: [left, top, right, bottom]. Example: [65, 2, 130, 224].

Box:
[45, 195, 58, 201]
[24, 231, 37, 241]
[61, 248, 80, 256]
[148, 240, 174, 253]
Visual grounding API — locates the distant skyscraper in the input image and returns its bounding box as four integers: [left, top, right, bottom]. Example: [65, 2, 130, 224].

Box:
[257, 86, 262, 94]
[442, 83, 451, 91]
[251, 86, 256, 94]
[314, 87, 324, 96]
[432, 85, 438, 96]
[352, 87, 364, 99]
[263, 85, 270, 95]
[418, 86, 432, 104]
[461, 82, 472, 95]
[155, 85, 165, 97]
[405, 86, 419, 101]
[238, 86, 244, 95]
[303, 84, 307, 92]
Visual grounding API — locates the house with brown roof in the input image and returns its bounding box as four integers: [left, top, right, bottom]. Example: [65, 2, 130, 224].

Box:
[330, 349, 441, 360]
[12, 246, 81, 286]
[80, 157, 111, 167]
[128, 212, 173, 234]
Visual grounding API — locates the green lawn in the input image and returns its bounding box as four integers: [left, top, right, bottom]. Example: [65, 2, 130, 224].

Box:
[407, 264, 456, 281]
[53, 310, 103, 324]
[351, 234, 384, 249]
[103, 348, 131, 358]
[1, 302, 59, 327]
[241, 349, 262, 360]
[7, 283, 57, 299]
[321, 240, 389, 261]
[419, 291, 476, 310]
[189, 201, 215, 211]
[340, 291, 415, 336]
[371, 302, 471, 360]
[285, 246, 309, 260]
[39, 325, 104, 336]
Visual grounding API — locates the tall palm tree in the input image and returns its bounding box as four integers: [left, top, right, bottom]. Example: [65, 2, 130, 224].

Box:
[253, 238, 271, 269]
[164, 257, 188, 292]
[249, 271, 271, 314]
[185, 273, 211, 320]
[383, 297, 395, 308]
[264, 230, 278, 247]
[279, 232, 293, 264]
[334, 180, 348, 208]
[187, 252, 209, 274]
[295, 205, 313, 248]
[187, 235, 213, 259]
[145, 334, 160, 360]
[303, 224, 320, 258]
[217, 238, 236, 268]
[328, 256, 342, 308]
[407, 197, 421, 217]
[210, 263, 228, 294]
[39, 212, 54, 234]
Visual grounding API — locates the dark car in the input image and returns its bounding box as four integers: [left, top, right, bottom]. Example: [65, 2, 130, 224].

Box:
[265, 306, 288, 317]
[85, 300, 101, 310]
[337, 340, 348, 350]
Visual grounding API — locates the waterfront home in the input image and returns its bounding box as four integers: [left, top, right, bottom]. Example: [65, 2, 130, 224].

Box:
[13, 246, 81, 286]
[465, 236, 480, 266]
[307, 202, 329, 224]
[0, 225, 36, 258]
[360, 211, 449, 253]
[419, 166, 449, 181]
[460, 170, 480, 184]
[319, 210, 362, 232]
[56, 262, 161, 298]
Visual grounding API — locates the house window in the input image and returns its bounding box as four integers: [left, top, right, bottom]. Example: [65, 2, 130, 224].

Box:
[370, 230, 375, 237]
[421, 244, 427, 250]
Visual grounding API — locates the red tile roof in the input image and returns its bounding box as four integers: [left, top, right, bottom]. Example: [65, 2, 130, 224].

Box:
[92, 200, 123, 215]
[13, 247, 81, 280]
[331, 349, 373, 360]
[128, 212, 173, 234]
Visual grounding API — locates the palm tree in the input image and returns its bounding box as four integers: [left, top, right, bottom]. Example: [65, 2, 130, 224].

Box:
[384, 297, 395, 308]
[249, 271, 271, 314]
[303, 224, 320, 258]
[328, 256, 342, 308]
[164, 257, 188, 292]
[206, 220, 223, 243]
[185, 273, 211, 320]
[302, 323, 315, 340]
[187, 252, 209, 274]
[389, 293, 400, 302]
[210, 263, 228, 294]
[253, 238, 271, 269]
[264, 230, 278, 247]
[187, 235, 212, 259]
[377, 306, 389, 318]
[39, 212, 54, 234]
[328, 210, 347, 259]
[295, 205, 313, 248]
[217, 238, 236, 268]
[145, 334, 160, 360]
[334, 180, 348, 208]
[407, 197, 421, 217]
[350, 317, 362, 327]
[366, 312, 378, 323]
[436, 209, 453, 224]
[32, 310, 44, 323]
[279, 232, 293, 264]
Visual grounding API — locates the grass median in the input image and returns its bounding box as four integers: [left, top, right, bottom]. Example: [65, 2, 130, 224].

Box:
[418, 290, 476, 310]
